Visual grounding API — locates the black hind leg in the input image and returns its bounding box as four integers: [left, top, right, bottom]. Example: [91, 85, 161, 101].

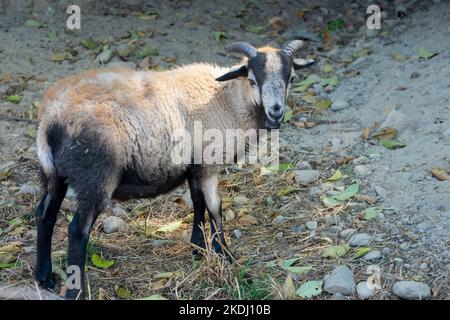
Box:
[35, 175, 68, 290]
[188, 174, 206, 258]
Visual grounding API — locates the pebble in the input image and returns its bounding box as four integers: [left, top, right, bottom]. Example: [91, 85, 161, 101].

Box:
[400, 243, 409, 250]
[112, 204, 127, 217]
[293, 170, 320, 184]
[392, 281, 431, 300]
[297, 161, 312, 170]
[290, 224, 307, 234]
[349, 233, 372, 247]
[306, 220, 318, 230]
[182, 190, 193, 209]
[366, 28, 380, 38]
[373, 185, 388, 199]
[16, 183, 40, 195]
[340, 228, 356, 239]
[232, 229, 242, 239]
[309, 187, 322, 197]
[410, 71, 420, 79]
[357, 281, 374, 299]
[419, 263, 428, 271]
[224, 209, 236, 222]
[323, 265, 356, 295]
[102, 216, 126, 234]
[362, 250, 381, 261]
[330, 99, 350, 111]
[330, 137, 341, 149]
[107, 60, 136, 69]
[354, 165, 371, 176]
[273, 215, 288, 225]
[151, 240, 168, 247]
[233, 195, 249, 208]
[95, 48, 113, 64]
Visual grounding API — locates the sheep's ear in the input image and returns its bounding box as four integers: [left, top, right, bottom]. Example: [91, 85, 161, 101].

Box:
[293, 58, 315, 70]
[215, 65, 248, 81]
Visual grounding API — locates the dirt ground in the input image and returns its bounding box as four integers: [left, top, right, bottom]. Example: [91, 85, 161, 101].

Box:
[0, 0, 448, 300]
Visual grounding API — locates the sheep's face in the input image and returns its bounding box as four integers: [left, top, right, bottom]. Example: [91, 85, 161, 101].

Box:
[216, 41, 314, 129]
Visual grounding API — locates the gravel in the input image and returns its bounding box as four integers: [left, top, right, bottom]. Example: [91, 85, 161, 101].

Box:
[294, 170, 320, 184]
[349, 233, 372, 247]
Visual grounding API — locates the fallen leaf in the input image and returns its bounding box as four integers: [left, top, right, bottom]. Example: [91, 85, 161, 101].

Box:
[138, 47, 159, 58]
[322, 244, 349, 258]
[276, 187, 297, 197]
[151, 220, 183, 236]
[91, 253, 115, 269]
[321, 64, 335, 73]
[80, 39, 97, 50]
[212, 31, 227, 42]
[115, 287, 131, 299]
[373, 127, 397, 141]
[283, 110, 293, 122]
[391, 53, 408, 62]
[0, 244, 21, 254]
[363, 207, 382, 220]
[355, 194, 378, 204]
[336, 156, 356, 165]
[321, 196, 342, 207]
[331, 182, 360, 201]
[161, 56, 176, 63]
[292, 77, 318, 92]
[25, 19, 41, 28]
[352, 49, 370, 58]
[326, 170, 343, 182]
[6, 95, 20, 104]
[296, 280, 323, 298]
[430, 168, 449, 181]
[381, 139, 406, 149]
[314, 99, 332, 110]
[282, 275, 296, 299]
[353, 247, 371, 259]
[361, 127, 371, 140]
[320, 76, 339, 88]
[244, 24, 265, 34]
[293, 121, 317, 129]
[418, 47, 437, 59]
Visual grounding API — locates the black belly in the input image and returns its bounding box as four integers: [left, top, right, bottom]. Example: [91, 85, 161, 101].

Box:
[112, 166, 188, 200]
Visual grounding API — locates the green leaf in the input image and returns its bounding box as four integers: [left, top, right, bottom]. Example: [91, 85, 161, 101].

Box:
[115, 287, 131, 299]
[322, 244, 349, 258]
[321, 196, 342, 207]
[276, 186, 296, 197]
[138, 47, 159, 58]
[292, 77, 318, 92]
[327, 18, 344, 32]
[91, 253, 115, 269]
[314, 99, 332, 110]
[80, 39, 97, 50]
[353, 247, 371, 259]
[260, 162, 293, 175]
[281, 258, 312, 275]
[352, 49, 369, 58]
[321, 64, 335, 73]
[320, 75, 339, 87]
[381, 139, 406, 149]
[140, 294, 168, 300]
[331, 182, 360, 201]
[212, 31, 227, 42]
[6, 95, 20, 104]
[244, 24, 265, 34]
[25, 19, 41, 28]
[139, 12, 159, 21]
[296, 280, 323, 298]
[363, 207, 382, 221]
[283, 110, 293, 122]
[418, 47, 436, 59]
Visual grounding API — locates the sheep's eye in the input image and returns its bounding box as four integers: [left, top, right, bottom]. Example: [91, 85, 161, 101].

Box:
[249, 78, 257, 86]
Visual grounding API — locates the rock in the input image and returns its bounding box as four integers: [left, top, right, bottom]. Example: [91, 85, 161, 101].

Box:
[330, 137, 341, 149]
[273, 215, 288, 225]
[349, 233, 372, 247]
[297, 161, 312, 170]
[291, 224, 307, 234]
[366, 28, 380, 38]
[400, 243, 409, 250]
[151, 240, 168, 247]
[373, 185, 388, 199]
[362, 250, 381, 261]
[306, 220, 318, 230]
[233, 195, 249, 207]
[340, 228, 356, 239]
[224, 209, 236, 222]
[330, 292, 346, 300]
[393, 257, 404, 264]
[117, 43, 135, 58]
[330, 99, 350, 111]
[392, 281, 431, 300]
[380, 110, 410, 135]
[419, 263, 428, 271]
[102, 216, 126, 234]
[357, 281, 374, 300]
[182, 190, 193, 209]
[309, 187, 321, 197]
[232, 229, 242, 239]
[112, 204, 126, 217]
[16, 183, 40, 195]
[107, 60, 136, 69]
[294, 170, 319, 184]
[410, 71, 420, 79]
[382, 247, 392, 255]
[354, 165, 370, 176]
[323, 265, 356, 295]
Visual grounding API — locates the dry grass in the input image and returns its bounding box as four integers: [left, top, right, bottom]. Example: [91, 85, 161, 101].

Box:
[0, 136, 448, 300]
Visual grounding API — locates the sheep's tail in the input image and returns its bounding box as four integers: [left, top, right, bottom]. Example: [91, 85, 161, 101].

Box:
[36, 121, 58, 177]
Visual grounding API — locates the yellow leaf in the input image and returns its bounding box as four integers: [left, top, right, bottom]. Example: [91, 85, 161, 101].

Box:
[373, 127, 397, 141]
[0, 245, 21, 254]
[153, 271, 182, 279]
[282, 275, 296, 299]
[326, 170, 343, 182]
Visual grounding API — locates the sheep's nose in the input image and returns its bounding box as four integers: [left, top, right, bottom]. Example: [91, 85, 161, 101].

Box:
[268, 105, 284, 122]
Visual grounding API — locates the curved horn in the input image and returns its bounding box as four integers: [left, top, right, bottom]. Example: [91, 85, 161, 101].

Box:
[283, 40, 305, 56]
[225, 42, 257, 58]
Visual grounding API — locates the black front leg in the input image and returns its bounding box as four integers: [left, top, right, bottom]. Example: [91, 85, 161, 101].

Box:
[188, 176, 206, 257]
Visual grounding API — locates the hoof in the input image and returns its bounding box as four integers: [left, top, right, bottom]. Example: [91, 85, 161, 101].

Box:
[37, 274, 57, 291]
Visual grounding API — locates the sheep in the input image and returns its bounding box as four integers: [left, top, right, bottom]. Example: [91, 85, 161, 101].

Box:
[34, 40, 314, 299]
